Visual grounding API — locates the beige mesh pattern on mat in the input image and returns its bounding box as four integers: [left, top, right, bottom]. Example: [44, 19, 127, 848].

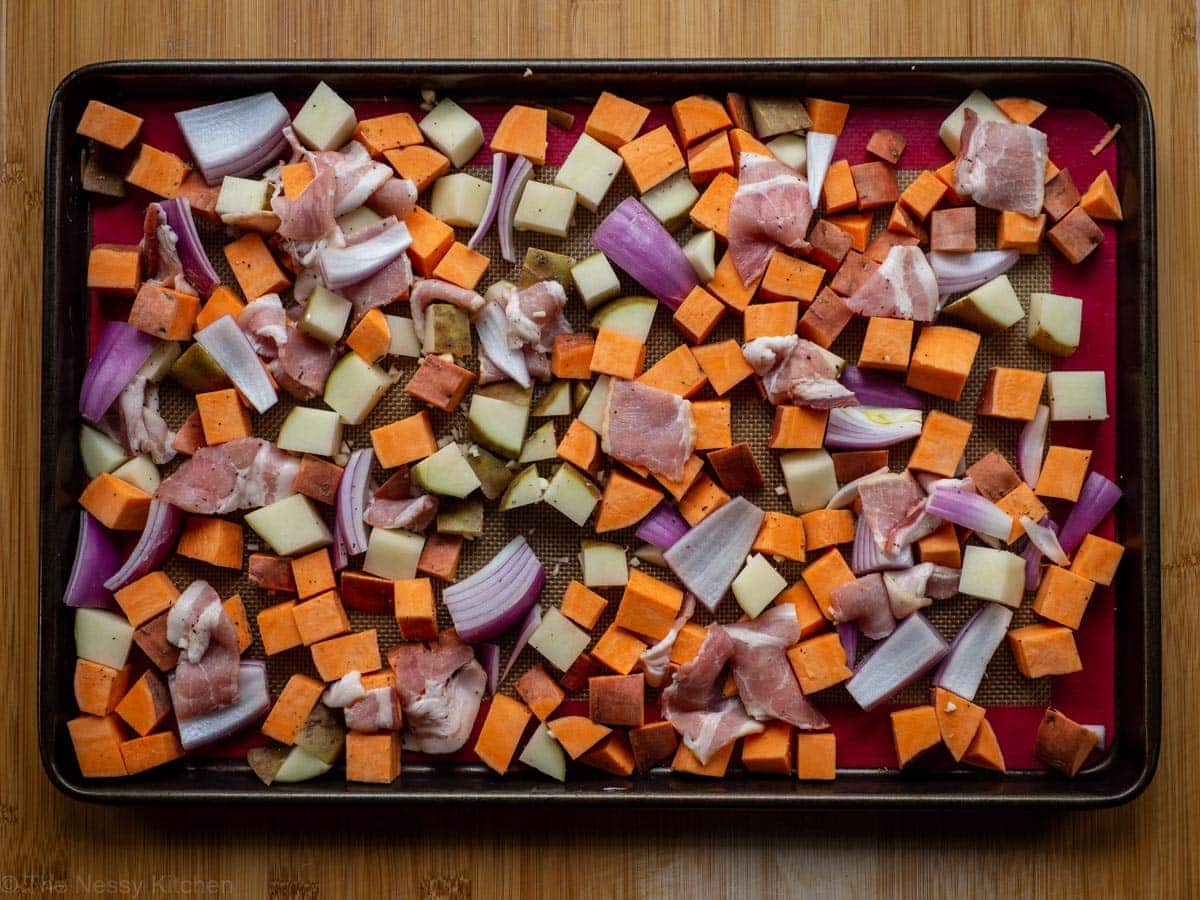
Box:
[157, 165, 1050, 709]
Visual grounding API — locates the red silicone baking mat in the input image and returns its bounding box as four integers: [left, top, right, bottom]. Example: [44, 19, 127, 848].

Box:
[85, 94, 1119, 776]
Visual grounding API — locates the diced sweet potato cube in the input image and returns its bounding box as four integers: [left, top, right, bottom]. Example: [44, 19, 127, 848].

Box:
[77, 100, 143, 149]
[866, 128, 906, 164]
[87, 244, 141, 295]
[795, 732, 837, 781]
[1035, 707, 1098, 776]
[1032, 565, 1096, 629]
[1071, 534, 1124, 586]
[345, 731, 401, 783]
[908, 410, 973, 478]
[965, 449, 1022, 502]
[689, 172, 737, 238]
[1043, 169, 1081, 222]
[997, 210, 1047, 254]
[851, 161, 899, 210]
[585, 91, 650, 149]
[906, 325, 980, 401]
[673, 286, 725, 344]
[129, 282, 200, 340]
[742, 720, 795, 775]
[405, 355, 476, 412]
[797, 287, 853, 348]
[977, 367, 1046, 421]
[1047, 206, 1104, 264]
[1008, 624, 1083, 678]
[516, 665, 566, 721]
[930, 206, 977, 253]
[1035, 446, 1093, 501]
[629, 721, 679, 773]
[858, 317, 913, 372]
[394, 578, 437, 640]
[707, 442, 764, 492]
[294, 455, 344, 505]
[371, 411, 438, 468]
[829, 250, 878, 297]
[293, 590, 351, 646]
[618, 125, 685, 193]
[588, 673, 645, 727]
[761, 252, 825, 303]
[805, 219, 853, 271]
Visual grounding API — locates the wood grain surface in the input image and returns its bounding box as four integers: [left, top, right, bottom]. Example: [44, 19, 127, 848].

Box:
[3, 1, 1197, 897]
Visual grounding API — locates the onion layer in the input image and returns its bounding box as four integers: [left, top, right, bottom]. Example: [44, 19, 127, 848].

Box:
[335, 449, 373, 556]
[839, 366, 925, 409]
[926, 486, 1013, 542]
[845, 612, 949, 710]
[474, 301, 530, 388]
[825, 406, 923, 449]
[498, 156, 534, 263]
[194, 315, 278, 414]
[468, 152, 508, 250]
[174, 93, 290, 185]
[103, 500, 184, 592]
[497, 604, 542, 688]
[79, 323, 160, 422]
[1058, 472, 1122, 555]
[928, 250, 1019, 295]
[318, 222, 412, 290]
[64, 512, 122, 608]
[161, 197, 219, 298]
[173, 662, 270, 750]
[443, 537, 545, 642]
[635, 502, 690, 551]
[593, 197, 699, 310]
[663, 496, 764, 611]
[932, 602, 1013, 701]
[1018, 405, 1050, 486]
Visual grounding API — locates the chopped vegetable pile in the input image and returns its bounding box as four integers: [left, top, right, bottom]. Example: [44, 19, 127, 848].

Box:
[66, 83, 1124, 785]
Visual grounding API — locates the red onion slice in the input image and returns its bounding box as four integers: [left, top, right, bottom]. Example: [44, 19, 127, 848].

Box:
[468, 152, 508, 250]
[174, 93, 290, 186]
[330, 520, 350, 571]
[926, 487, 1012, 542]
[825, 406, 923, 450]
[477, 643, 500, 694]
[837, 621, 858, 668]
[845, 612, 949, 710]
[1018, 405, 1050, 486]
[497, 604, 543, 688]
[318, 222, 412, 290]
[194, 315, 278, 413]
[805, 132, 838, 207]
[161, 197, 220, 298]
[635, 502, 691, 551]
[932, 602, 1013, 701]
[474, 301, 531, 388]
[64, 512, 122, 608]
[663, 496, 764, 611]
[102, 500, 184, 592]
[79, 322, 160, 422]
[1021, 516, 1068, 566]
[839, 366, 925, 409]
[593, 197, 699, 310]
[498, 156, 534, 263]
[173, 662, 270, 750]
[1058, 472, 1122, 555]
[335, 449, 373, 555]
[443, 537, 546, 642]
[850, 513, 913, 574]
[928, 250, 1019, 295]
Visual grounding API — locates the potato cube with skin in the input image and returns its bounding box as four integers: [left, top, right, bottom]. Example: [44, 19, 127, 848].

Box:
[429, 173, 492, 227]
[580, 540, 629, 588]
[1028, 293, 1083, 356]
[732, 553, 788, 618]
[75, 609, 134, 670]
[385, 315, 421, 357]
[362, 528, 425, 581]
[300, 285, 352, 345]
[292, 82, 357, 151]
[528, 607, 591, 672]
[943, 275, 1024, 334]
[277, 407, 343, 457]
[554, 133, 623, 212]
[514, 181, 577, 238]
[779, 450, 839, 513]
[571, 253, 621, 309]
[959, 546, 1026, 607]
[1047, 371, 1108, 421]
[215, 176, 271, 221]
[939, 90, 1008, 154]
[323, 353, 392, 425]
[418, 99, 484, 168]
[245, 495, 332, 556]
[640, 171, 700, 232]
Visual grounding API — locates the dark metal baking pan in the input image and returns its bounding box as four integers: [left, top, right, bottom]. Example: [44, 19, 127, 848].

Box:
[39, 58, 1159, 807]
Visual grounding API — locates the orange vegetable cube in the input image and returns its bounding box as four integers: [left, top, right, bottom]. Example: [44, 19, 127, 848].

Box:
[194, 285, 246, 331]
[677, 472, 730, 525]
[962, 717, 1007, 772]
[260, 673, 325, 745]
[638, 344, 707, 398]
[87, 244, 141, 295]
[1035, 707, 1098, 776]
[995, 97, 1047, 125]
[224, 232, 290, 300]
[345, 731, 401, 783]
[591, 625, 648, 675]
[866, 128, 907, 165]
[80, 473, 151, 531]
[742, 720, 795, 775]
[195, 388, 252, 444]
[753, 511, 806, 562]
[1035, 446, 1093, 501]
[906, 325, 981, 401]
[995, 482, 1049, 542]
[589, 673, 645, 727]
[908, 410, 973, 478]
[516, 665, 566, 721]
[800, 508, 856, 552]
[898, 170, 948, 221]
[77, 100, 143, 149]
[801, 548, 856, 619]
[917, 522, 962, 568]
[113, 670, 172, 736]
[547, 715, 611, 759]
[689, 171, 738, 238]
[177, 516, 244, 569]
[67, 714, 128, 777]
[997, 210, 1047, 254]
[930, 206, 977, 253]
[672, 286, 725, 344]
[1080, 170, 1123, 221]
[431, 242, 490, 291]
[672, 740, 735, 777]
[403, 206, 456, 275]
[1032, 565, 1096, 629]
[618, 125, 685, 193]
[405, 354, 476, 412]
[890, 705, 941, 767]
[551, 333, 595, 379]
[371, 410, 438, 468]
[279, 161, 315, 199]
[1070, 534, 1125, 586]
[629, 721, 679, 773]
[707, 442, 763, 492]
[394, 578, 437, 640]
[585, 91, 651, 149]
[354, 112, 423, 157]
[670, 622, 708, 665]
[707, 250, 762, 312]
[557, 418, 601, 476]
[595, 469, 663, 533]
[120, 731, 185, 775]
[311, 629, 381, 682]
[113, 570, 179, 627]
[125, 144, 190, 198]
[672, 94, 732, 147]
[743, 301, 799, 341]
[821, 160, 858, 213]
[256, 600, 302, 655]
[590, 327, 645, 379]
[384, 145, 450, 193]
[977, 367, 1046, 421]
[1008, 624, 1083, 678]
[489, 105, 548, 164]
[614, 569, 685, 642]
[692, 399, 732, 450]
[691, 339, 753, 396]
[805, 98, 850, 135]
[858, 317, 914, 373]
[728, 127, 773, 159]
[129, 283, 201, 340]
[223, 594, 252, 653]
[74, 659, 133, 717]
[795, 732, 837, 781]
[474, 695, 532, 774]
[291, 548, 335, 599]
[1047, 206, 1104, 264]
[788, 632, 852, 694]
[293, 590, 351, 646]
[346, 307, 391, 363]
[826, 211, 874, 252]
[686, 130, 736, 184]
[797, 287, 853, 348]
[560, 580, 608, 631]
[760, 252, 825, 303]
[766, 405, 828, 453]
[417, 532, 463, 583]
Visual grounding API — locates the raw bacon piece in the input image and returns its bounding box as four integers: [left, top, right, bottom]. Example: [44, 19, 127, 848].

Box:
[325, 141, 394, 217]
[389, 630, 487, 755]
[274, 325, 336, 400]
[342, 252, 413, 324]
[166, 580, 241, 720]
[829, 573, 897, 640]
[602, 379, 696, 482]
[742, 335, 858, 409]
[857, 472, 926, 553]
[273, 157, 337, 242]
[323, 670, 367, 708]
[409, 278, 486, 340]
[117, 376, 176, 464]
[523, 346, 553, 383]
[927, 565, 962, 599]
[156, 438, 299, 514]
[728, 152, 814, 285]
[237, 294, 289, 362]
[363, 495, 439, 531]
[504, 281, 572, 353]
[661, 624, 764, 764]
[724, 605, 829, 730]
[639, 593, 696, 688]
[139, 203, 195, 295]
[955, 110, 1049, 217]
[367, 177, 418, 221]
[843, 244, 940, 322]
[344, 687, 403, 733]
[883, 563, 936, 618]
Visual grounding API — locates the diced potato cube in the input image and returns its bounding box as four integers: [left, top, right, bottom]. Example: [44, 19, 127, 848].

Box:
[766, 133, 807, 172]
[292, 81, 358, 151]
[245, 494, 333, 556]
[75, 608, 134, 670]
[215, 176, 271, 220]
[571, 253, 621, 310]
[943, 275, 1024, 333]
[554, 133, 622, 212]
[939, 89, 1009, 154]
[277, 407, 343, 457]
[528, 607, 590, 672]
[640, 171, 700, 232]
[732, 553, 788, 618]
[580, 540, 629, 588]
[1028, 293, 1083, 357]
[683, 230, 717, 282]
[1047, 371, 1108, 421]
[385, 315, 421, 357]
[336, 207, 382, 240]
[959, 546, 1025, 607]
[362, 527, 425, 580]
[323, 353, 391, 425]
[429, 172, 492, 227]
[543, 464, 601, 526]
[779, 450, 838, 513]
[419, 99, 484, 168]
[300, 285, 352, 345]
[576, 375, 612, 433]
[514, 181, 577, 238]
